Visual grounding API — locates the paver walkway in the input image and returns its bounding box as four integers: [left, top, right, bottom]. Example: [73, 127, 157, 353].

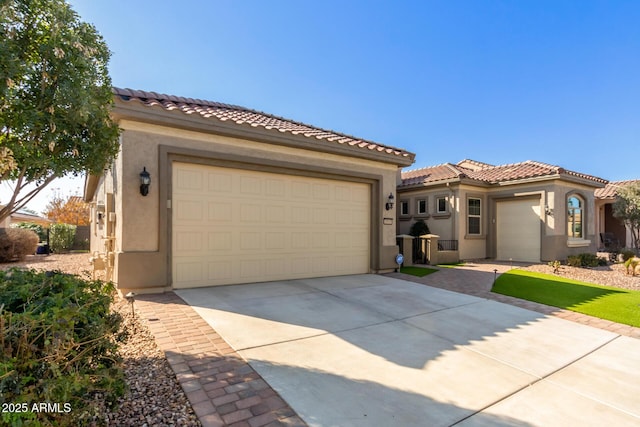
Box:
[136, 292, 307, 427]
[134, 263, 640, 426]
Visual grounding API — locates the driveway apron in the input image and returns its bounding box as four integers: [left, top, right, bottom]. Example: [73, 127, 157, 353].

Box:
[177, 274, 640, 427]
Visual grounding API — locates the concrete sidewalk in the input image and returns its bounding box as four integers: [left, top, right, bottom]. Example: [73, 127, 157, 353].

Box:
[176, 274, 640, 426]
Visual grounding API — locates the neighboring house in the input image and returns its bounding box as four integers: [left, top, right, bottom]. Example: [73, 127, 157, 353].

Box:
[84, 88, 414, 292]
[397, 159, 608, 263]
[594, 180, 640, 250]
[0, 205, 51, 228]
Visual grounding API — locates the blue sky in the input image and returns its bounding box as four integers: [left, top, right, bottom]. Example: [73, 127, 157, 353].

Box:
[6, 1, 640, 213]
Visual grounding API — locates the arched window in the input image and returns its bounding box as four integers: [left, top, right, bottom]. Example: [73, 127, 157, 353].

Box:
[567, 195, 584, 238]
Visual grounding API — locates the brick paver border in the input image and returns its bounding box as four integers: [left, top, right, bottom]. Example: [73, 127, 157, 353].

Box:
[135, 292, 307, 427]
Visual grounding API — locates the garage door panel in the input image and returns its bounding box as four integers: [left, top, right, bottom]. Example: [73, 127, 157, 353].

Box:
[174, 231, 203, 252]
[208, 261, 232, 281]
[292, 181, 311, 198]
[175, 168, 203, 192]
[175, 199, 203, 221]
[497, 199, 541, 263]
[172, 163, 370, 288]
[209, 232, 232, 251]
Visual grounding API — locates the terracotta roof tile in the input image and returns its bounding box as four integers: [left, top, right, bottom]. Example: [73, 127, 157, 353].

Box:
[113, 87, 414, 163]
[401, 159, 607, 187]
[400, 163, 471, 186]
[595, 180, 640, 199]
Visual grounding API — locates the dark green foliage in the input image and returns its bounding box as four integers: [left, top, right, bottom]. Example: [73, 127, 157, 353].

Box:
[0, 269, 126, 426]
[14, 222, 47, 242]
[0, 0, 120, 223]
[409, 219, 430, 237]
[0, 227, 39, 262]
[49, 223, 76, 253]
[567, 253, 607, 268]
[620, 250, 637, 262]
[613, 182, 640, 251]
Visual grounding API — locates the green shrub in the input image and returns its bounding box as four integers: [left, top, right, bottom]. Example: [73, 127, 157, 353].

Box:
[49, 224, 77, 253]
[548, 260, 561, 274]
[567, 253, 607, 268]
[409, 219, 431, 237]
[0, 269, 125, 426]
[0, 228, 39, 262]
[14, 222, 48, 242]
[620, 250, 637, 262]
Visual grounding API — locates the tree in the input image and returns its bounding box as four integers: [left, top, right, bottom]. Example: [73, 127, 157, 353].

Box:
[45, 193, 90, 225]
[0, 0, 120, 223]
[613, 181, 640, 252]
[409, 219, 431, 237]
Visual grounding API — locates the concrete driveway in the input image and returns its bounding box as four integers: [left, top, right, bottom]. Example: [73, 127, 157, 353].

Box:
[177, 274, 640, 426]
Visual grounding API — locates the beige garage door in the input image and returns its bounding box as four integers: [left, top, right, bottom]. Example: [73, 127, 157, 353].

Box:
[172, 162, 371, 288]
[496, 198, 541, 262]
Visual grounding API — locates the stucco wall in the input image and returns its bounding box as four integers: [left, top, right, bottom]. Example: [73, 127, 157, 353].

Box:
[396, 188, 457, 239]
[398, 178, 604, 262]
[101, 120, 402, 290]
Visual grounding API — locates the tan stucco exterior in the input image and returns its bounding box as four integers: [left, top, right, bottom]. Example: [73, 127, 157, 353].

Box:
[398, 177, 604, 262]
[86, 97, 413, 292]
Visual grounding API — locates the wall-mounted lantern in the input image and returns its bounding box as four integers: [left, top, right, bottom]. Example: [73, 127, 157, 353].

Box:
[139, 167, 151, 196]
[544, 205, 553, 216]
[385, 193, 395, 211]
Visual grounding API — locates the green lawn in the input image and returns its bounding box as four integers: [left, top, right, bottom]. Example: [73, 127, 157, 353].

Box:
[492, 269, 640, 327]
[400, 266, 439, 277]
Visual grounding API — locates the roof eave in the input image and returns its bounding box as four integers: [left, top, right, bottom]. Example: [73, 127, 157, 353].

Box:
[490, 173, 607, 188]
[398, 177, 463, 191]
[112, 99, 416, 167]
[83, 174, 101, 202]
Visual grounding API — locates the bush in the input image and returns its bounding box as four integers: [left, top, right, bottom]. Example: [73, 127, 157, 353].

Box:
[14, 222, 48, 242]
[0, 228, 39, 262]
[567, 253, 608, 268]
[0, 269, 125, 426]
[49, 223, 77, 253]
[409, 219, 431, 237]
[620, 250, 637, 262]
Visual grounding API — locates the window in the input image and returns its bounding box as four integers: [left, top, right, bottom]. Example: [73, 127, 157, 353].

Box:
[436, 196, 447, 213]
[400, 200, 409, 216]
[567, 195, 583, 238]
[417, 199, 427, 215]
[468, 198, 481, 235]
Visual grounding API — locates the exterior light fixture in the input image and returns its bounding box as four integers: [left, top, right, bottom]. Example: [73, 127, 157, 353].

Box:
[139, 167, 151, 196]
[545, 205, 553, 216]
[125, 291, 136, 317]
[385, 193, 395, 211]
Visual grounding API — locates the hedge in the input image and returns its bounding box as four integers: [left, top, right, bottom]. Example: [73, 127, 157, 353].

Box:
[0, 269, 126, 426]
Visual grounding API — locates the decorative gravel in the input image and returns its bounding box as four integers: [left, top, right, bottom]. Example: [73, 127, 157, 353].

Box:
[1, 254, 201, 426]
[520, 261, 640, 291]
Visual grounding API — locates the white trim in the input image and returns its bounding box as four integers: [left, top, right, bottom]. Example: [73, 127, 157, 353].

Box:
[417, 199, 427, 215]
[436, 196, 448, 213]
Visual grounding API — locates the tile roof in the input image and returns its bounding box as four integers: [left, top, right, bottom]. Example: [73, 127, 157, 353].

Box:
[400, 163, 473, 186]
[401, 159, 608, 187]
[112, 87, 414, 163]
[595, 180, 640, 199]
